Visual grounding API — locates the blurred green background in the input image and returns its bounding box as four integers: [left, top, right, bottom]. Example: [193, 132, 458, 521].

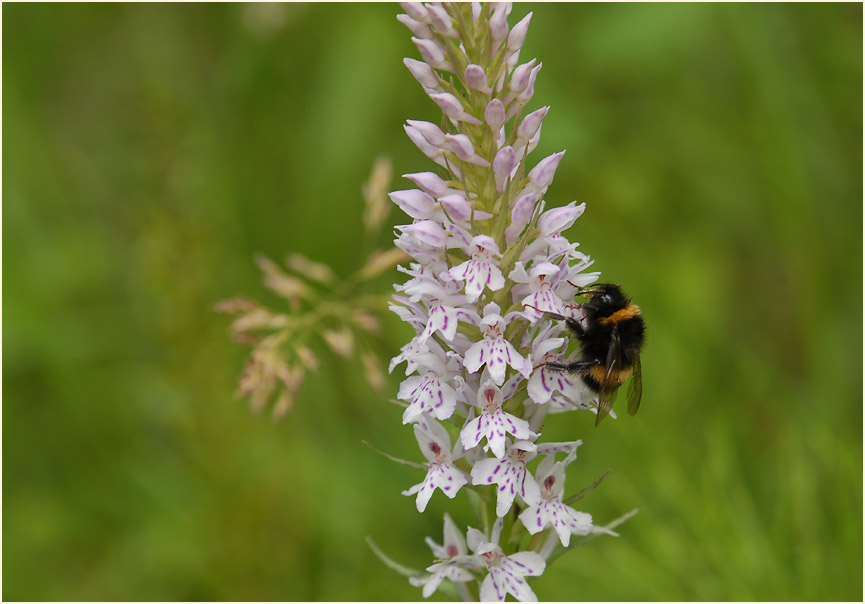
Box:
[4, 3, 862, 601]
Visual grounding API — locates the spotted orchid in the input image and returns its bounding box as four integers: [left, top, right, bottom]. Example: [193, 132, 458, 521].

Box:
[403, 416, 469, 512]
[470, 439, 541, 517]
[519, 446, 593, 547]
[374, 4, 636, 600]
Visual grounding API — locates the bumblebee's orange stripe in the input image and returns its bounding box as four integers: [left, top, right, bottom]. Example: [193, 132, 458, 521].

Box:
[599, 304, 641, 326]
[589, 364, 631, 387]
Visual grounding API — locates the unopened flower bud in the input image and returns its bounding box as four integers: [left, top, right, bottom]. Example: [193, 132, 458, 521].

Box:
[465, 64, 492, 93]
[493, 146, 517, 192]
[528, 150, 565, 188]
[471, 2, 481, 24]
[485, 99, 506, 131]
[438, 193, 472, 222]
[509, 59, 537, 94]
[399, 2, 428, 22]
[516, 63, 543, 105]
[426, 4, 458, 38]
[398, 220, 447, 248]
[413, 37, 454, 72]
[403, 171, 449, 197]
[404, 124, 443, 163]
[516, 106, 549, 141]
[429, 92, 482, 125]
[397, 14, 433, 39]
[489, 2, 513, 41]
[505, 190, 540, 245]
[404, 58, 441, 90]
[445, 134, 490, 167]
[508, 12, 532, 51]
[407, 120, 446, 147]
[389, 189, 437, 219]
[538, 201, 586, 235]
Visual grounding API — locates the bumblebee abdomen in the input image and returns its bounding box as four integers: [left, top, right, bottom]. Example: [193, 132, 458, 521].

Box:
[619, 314, 645, 351]
[582, 363, 632, 392]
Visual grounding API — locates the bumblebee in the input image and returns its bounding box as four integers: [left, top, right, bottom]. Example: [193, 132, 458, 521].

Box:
[532, 283, 644, 426]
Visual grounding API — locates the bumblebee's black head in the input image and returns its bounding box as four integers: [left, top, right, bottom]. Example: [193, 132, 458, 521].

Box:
[584, 283, 629, 312]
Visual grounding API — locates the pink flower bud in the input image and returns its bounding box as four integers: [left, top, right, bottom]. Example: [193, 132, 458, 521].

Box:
[404, 124, 440, 159]
[504, 190, 540, 245]
[429, 92, 466, 118]
[490, 2, 512, 41]
[444, 134, 473, 158]
[412, 37, 454, 72]
[406, 120, 446, 147]
[444, 134, 490, 167]
[404, 58, 440, 90]
[511, 191, 538, 226]
[516, 106, 549, 140]
[516, 63, 543, 105]
[429, 93, 482, 125]
[399, 2, 428, 22]
[426, 4, 458, 38]
[538, 201, 586, 235]
[528, 151, 565, 188]
[485, 99, 506, 130]
[438, 193, 472, 222]
[493, 146, 517, 192]
[397, 14, 433, 39]
[403, 172, 449, 197]
[465, 64, 492, 93]
[509, 59, 537, 93]
[389, 189, 436, 219]
[399, 220, 447, 248]
[508, 12, 532, 51]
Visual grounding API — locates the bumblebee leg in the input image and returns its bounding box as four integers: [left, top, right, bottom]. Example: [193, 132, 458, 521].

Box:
[544, 360, 595, 373]
[564, 318, 585, 338]
[524, 304, 568, 322]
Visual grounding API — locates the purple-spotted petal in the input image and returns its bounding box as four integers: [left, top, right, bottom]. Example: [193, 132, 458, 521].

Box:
[401, 373, 457, 423]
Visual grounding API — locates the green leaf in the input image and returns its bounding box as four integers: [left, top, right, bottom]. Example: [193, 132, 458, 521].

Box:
[366, 537, 422, 578]
[361, 440, 426, 469]
[563, 467, 613, 505]
[546, 508, 639, 565]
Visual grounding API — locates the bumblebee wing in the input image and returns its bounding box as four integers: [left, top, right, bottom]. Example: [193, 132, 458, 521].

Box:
[627, 353, 642, 416]
[594, 329, 622, 426]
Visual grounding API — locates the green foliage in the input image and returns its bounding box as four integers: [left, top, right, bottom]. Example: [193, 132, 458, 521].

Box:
[4, 3, 861, 601]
